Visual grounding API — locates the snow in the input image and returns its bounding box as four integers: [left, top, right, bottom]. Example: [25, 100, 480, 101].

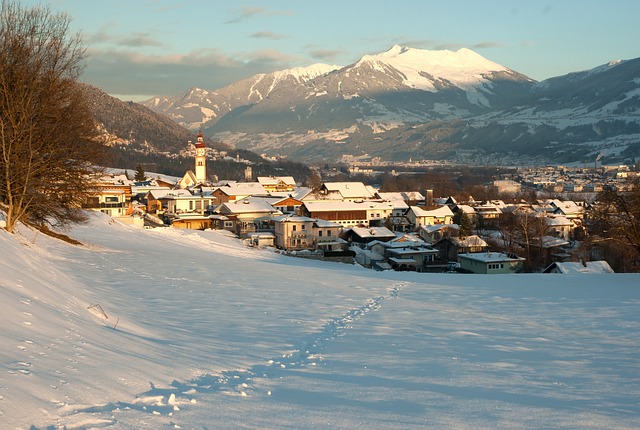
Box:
[356, 45, 509, 106]
[1, 212, 639, 429]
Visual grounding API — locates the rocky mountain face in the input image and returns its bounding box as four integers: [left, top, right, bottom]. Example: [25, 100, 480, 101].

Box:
[140, 46, 640, 166]
[84, 84, 230, 155]
[83, 84, 314, 181]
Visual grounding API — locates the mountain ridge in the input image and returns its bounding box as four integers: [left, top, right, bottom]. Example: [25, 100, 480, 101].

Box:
[139, 46, 640, 166]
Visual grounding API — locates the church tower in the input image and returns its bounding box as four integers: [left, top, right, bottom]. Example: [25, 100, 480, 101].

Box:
[194, 131, 206, 182]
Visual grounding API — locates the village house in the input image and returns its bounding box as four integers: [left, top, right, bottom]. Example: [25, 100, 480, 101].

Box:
[159, 190, 215, 216]
[298, 200, 370, 228]
[434, 235, 489, 262]
[368, 239, 442, 272]
[316, 182, 377, 202]
[543, 215, 574, 241]
[406, 205, 454, 228]
[458, 252, 525, 274]
[83, 173, 134, 217]
[146, 189, 192, 214]
[211, 182, 269, 205]
[253, 195, 304, 215]
[452, 204, 477, 222]
[418, 224, 460, 243]
[130, 180, 170, 203]
[366, 200, 409, 228]
[83, 188, 128, 217]
[375, 191, 425, 206]
[343, 226, 397, 247]
[472, 203, 502, 228]
[217, 197, 282, 237]
[273, 215, 343, 251]
[548, 199, 586, 220]
[170, 214, 212, 230]
[257, 176, 297, 193]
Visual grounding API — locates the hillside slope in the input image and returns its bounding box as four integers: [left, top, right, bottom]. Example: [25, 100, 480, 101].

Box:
[1, 214, 639, 429]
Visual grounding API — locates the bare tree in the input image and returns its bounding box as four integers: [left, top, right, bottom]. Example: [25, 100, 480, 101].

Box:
[0, 1, 104, 233]
[589, 179, 640, 256]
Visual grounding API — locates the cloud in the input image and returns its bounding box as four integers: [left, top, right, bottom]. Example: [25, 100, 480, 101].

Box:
[308, 49, 343, 62]
[86, 30, 165, 48]
[82, 47, 299, 99]
[119, 32, 165, 48]
[390, 38, 436, 50]
[435, 43, 465, 51]
[225, 5, 292, 24]
[434, 41, 503, 51]
[250, 31, 287, 40]
[472, 42, 504, 49]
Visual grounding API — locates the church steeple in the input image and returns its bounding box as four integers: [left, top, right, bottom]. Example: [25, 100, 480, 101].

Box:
[194, 130, 206, 182]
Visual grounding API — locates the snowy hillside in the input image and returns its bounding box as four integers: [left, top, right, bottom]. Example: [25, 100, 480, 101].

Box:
[1, 213, 639, 429]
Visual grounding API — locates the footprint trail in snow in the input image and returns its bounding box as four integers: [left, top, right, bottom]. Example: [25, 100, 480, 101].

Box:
[55, 282, 408, 428]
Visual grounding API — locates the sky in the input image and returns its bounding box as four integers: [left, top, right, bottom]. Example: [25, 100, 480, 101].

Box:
[1, 211, 639, 428]
[20, 0, 640, 101]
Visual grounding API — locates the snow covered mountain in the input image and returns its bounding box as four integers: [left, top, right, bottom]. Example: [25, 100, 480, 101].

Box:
[142, 63, 340, 130]
[140, 46, 640, 165]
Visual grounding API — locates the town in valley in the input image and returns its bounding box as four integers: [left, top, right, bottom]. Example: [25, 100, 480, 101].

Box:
[87, 131, 638, 274]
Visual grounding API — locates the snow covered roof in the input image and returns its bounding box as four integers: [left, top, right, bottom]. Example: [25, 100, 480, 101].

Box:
[257, 176, 296, 186]
[552, 201, 585, 215]
[544, 261, 615, 274]
[420, 223, 460, 234]
[302, 200, 375, 212]
[452, 235, 488, 248]
[543, 215, 574, 226]
[97, 173, 133, 186]
[459, 252, 525, 263]
[147, 189, 192, 199]
[314, 219, 342, 228]
[350, 227, 396, 239]
[410, 205, 454, 218]
[376, 191, 424, 202]
[456, 204, 476, 214]
[215, 182, 268, 196]
[268, 187, 313, 200]
[322, 182, 376, 199]
[219, 198, 281, 214]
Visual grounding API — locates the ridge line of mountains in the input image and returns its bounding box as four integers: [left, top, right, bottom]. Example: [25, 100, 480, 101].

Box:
[93, 45, 640, 167]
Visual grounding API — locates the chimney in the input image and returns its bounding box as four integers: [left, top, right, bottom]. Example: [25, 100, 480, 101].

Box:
[425, 189, 434, 206]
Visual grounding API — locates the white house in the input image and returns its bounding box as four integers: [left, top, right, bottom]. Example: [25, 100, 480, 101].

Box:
[458, 252, 525, 274]
[407, 205, 454, 228]
[273, 215, 343, 251]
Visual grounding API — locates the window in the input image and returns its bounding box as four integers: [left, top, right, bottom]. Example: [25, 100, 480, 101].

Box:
[293, 225, 297, 231]
[224, 221, 234, 228]
[319, 230, 323, 237]
[327, 230, 332, 237]
[301, 224, 306, 230]
[105, 196, 119, 203]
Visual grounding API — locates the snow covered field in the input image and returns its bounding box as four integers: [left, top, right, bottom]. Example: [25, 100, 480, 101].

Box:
[1, 213, 638, 429]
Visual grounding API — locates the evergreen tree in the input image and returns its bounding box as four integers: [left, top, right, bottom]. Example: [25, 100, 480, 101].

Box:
[134, 164, 146, 181]
[453, 211, 474, 237]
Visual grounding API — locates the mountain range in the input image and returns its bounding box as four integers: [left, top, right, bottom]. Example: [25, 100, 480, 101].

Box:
[140, 46, 640, 166]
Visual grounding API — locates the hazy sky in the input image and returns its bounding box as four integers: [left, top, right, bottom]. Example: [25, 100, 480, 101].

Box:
[23, 0, 640, 101]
